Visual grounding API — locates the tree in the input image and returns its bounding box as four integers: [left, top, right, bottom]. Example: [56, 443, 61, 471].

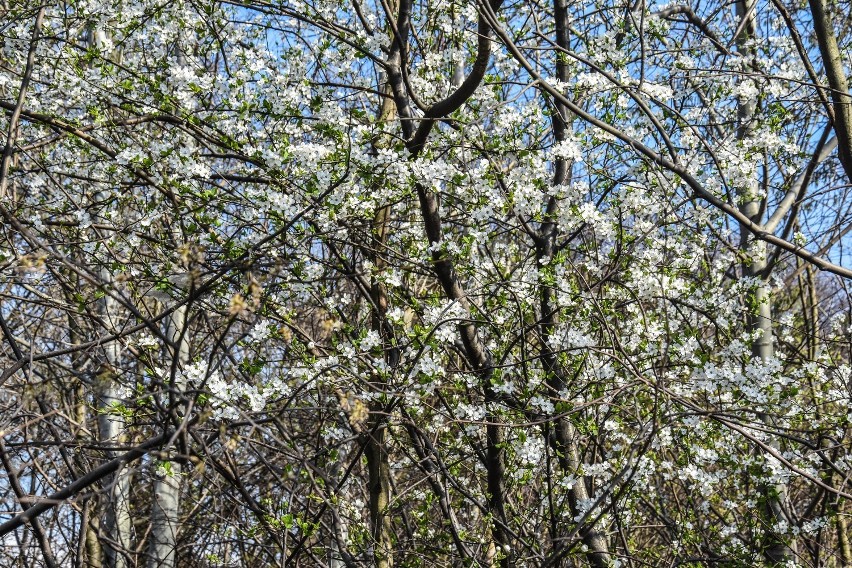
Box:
[1, 0, 852, 566]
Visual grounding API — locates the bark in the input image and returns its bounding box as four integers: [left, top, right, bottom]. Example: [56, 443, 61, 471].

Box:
[364, 422, 393, 568]
[414, 182, 512, 566]
[403, 1, 511, 561]
[809, 0, 852, 184]
[146, 304, 189, 568]
[382, 0, 511, 562]
[67, 296, 105, 568]
[85, 510, 103, 568]
[327, 454, 351, 568]
[531, 2, 612, 565]
[838, 513, 852, 568]
[552, 421, 611, 567]
[803, 282, 851, 568]
[97, 270, 133, 568]
[536, 247, 612, 568]
[735, 1, 794, 563]
[403, 420, 474, 561]
[362, 19, 401, 565]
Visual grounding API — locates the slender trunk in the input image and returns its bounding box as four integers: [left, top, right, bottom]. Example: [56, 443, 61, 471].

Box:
[802, 273, 852, 568]
[364, 421, 393, 568]
[147, 464, 182, 568]
[485, 422, 511, 568]
[537, 243, 611, 567]
[146, 304, 189, 568]
[402, 419, 474, 561]
[148, 44, 190, 568]
[552, 419, 611, 567]
[366, 198, 394, 568]
[415, 182, 513, 565]
[838, 513, 852, 567]
[735, 1, 794, 563]
[381, 0, 511, 560]
[361, 14, 407, 561]
[85, 509, 104, 568]
[328, 454, 350, 568]
[534, 2, 611, 565]
[809, 0, 852, 184]
[68, 300, 105, 568]
[97, 270, 133, 568]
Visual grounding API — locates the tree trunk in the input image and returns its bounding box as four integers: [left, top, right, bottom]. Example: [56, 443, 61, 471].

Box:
[735, 1, 794, 563]
[97, 270, 134, 568]
[365, 420, 393, 568]
[532, 2, 612, 565]
[361, 18, 405, 563]
[838, 513, 852, 568]
[146, 304, 188, 568]
[809, 0, 852, 184]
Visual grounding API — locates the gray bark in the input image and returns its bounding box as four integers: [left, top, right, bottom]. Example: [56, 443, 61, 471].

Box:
[97, 271, 134, 568]
[146, 304, 189, 568]
[735, 1, 795, 563]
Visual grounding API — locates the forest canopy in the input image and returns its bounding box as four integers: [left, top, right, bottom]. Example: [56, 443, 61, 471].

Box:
[1, 0, 852, 566]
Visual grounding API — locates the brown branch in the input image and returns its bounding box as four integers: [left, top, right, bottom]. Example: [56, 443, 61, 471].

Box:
[809, 0, 852, 184]
[0, 6, 45, 200]
[479, 0, 852, 280]
[0, 433, 170, 537]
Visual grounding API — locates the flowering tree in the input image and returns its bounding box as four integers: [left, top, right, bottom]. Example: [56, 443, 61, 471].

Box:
[1, 0, 851, 566]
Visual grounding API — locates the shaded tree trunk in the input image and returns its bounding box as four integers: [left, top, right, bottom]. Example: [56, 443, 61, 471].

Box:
[97, 270, 133, 568]
[146, 304, 188, 568]
[809, 0, 852, 184]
